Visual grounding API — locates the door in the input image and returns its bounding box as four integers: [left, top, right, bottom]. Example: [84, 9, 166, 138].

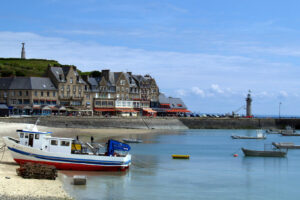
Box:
[29, 134, 34, 147]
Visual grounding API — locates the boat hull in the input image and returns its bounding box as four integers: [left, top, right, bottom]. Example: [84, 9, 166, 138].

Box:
[272, 142, 300, 149]
[231, 135, 266, 139]
[241, 148, 286, 157]
[4, 137, 131, 171]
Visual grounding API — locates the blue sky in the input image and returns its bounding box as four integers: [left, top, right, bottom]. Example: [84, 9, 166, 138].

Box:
[1, 0, 300, 115]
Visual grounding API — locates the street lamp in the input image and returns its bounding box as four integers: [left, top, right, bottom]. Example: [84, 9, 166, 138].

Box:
[279, 102, 282, 119]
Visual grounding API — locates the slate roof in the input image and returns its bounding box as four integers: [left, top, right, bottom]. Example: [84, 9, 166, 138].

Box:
[0, 77, 57, 90]
[50, 67, 65, 82]
[159, 93, 187, 109]
[86, 77, 99, 92]
[30, 77, 57, 90]
[0, 77, 14, 89]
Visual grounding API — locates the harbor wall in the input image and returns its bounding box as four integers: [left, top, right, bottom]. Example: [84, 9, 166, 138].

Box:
[1, 117, 300, 130]
[0, 116, 189, 130]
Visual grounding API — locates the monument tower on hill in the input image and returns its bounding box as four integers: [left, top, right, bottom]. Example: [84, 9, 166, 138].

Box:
[21, 42, 26, 59]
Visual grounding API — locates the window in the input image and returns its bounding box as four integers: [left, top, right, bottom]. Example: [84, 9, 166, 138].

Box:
[34, 91, 38, 96]
[25, 134, 28, 138]
[86, 94, 90, 99]
[52, 101, 57, 105]
[20, 133, 24, 138]
[19, 91, 22, 96]
[33, 100, 39, 104]
[60, 141, 70, 146]
[41, 91, 44, 97]
[18, 99, 22, 104]
[67, 85, 70, 91]
[4, 92, 7, 98]
[47, 92, 50, 97]
[46, 100, 51, 105]
[70, 78, 73, 84]
[35, 134, 39, 140]
[26, 91, 29, 96]
[23, 99, 30, 104]
[73, 86, 76, 92]
[40, 100, 45, 105]
[51, 140, 58, 145]
[120, 80, 125, 85]
[61, 86, 64, 91]
[53, 91, 56, 97]
[11, 91, 15, 97]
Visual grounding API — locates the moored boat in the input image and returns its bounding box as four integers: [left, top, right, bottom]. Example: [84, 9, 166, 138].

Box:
[3, 128, 132, 171]
[231, 130, 266, 139]
[272, 142, 300, 149]
[122, 138, 143, 143]
[241, 148, 287, 157]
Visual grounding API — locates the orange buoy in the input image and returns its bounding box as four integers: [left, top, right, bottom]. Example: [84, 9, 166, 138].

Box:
[233, 154, 238, 157]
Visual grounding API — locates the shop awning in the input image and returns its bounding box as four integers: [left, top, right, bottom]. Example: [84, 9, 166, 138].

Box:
[94, 108, 116, 112]
[42, 106, 51, 110]
[32, 105, 41, 109]
[59, 106, 66, 111]
[142, 108, 157, 113]
[50, 106, 58, 111]
[23, 106, 32, 110]
[116, 108, 138, 113]
[166, 109, 190, 113]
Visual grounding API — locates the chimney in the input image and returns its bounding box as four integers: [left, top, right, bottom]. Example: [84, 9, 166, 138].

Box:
[101, 69, 110, 81]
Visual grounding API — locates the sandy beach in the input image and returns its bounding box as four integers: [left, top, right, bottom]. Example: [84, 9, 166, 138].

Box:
[0, 122, 163, 199]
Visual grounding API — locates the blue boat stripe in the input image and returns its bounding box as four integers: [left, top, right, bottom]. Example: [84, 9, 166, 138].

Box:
[8, 147, 130, 166]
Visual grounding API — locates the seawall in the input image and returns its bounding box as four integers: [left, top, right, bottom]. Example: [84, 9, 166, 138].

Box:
[0, 116, 189, 130]
[1, 117, 300, 130]
[179, 118, 300, 129]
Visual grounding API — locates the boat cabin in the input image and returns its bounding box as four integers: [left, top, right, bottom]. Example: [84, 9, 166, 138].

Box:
[17, 129, 73, 154]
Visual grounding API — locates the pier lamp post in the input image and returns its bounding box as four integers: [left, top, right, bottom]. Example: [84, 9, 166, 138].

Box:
[279, 102, 282, 119]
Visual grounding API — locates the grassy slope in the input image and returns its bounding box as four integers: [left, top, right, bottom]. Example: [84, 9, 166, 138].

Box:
[0, 58, 61, 77]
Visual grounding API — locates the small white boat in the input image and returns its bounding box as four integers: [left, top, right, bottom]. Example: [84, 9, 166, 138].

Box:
[3, 127, 131, 171]
[122, 138, 143, 143]
[231, 130, 266, 139]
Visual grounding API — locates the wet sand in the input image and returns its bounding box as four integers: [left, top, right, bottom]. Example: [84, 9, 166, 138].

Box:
[0, 122, 164, 199]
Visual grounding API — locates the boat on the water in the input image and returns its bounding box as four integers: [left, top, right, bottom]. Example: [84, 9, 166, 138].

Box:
[265, 128, 281, 134]
[241, 148, 287, 157]
[3, 127, 132, 171]
[281, 126, 298, 136]
[272, 142, 300, 149]
[122, 138, 143, 143]
[231, 130, 266, 139]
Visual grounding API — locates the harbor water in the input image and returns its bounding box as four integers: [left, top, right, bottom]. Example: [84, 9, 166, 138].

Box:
[61, 129, 300, 200]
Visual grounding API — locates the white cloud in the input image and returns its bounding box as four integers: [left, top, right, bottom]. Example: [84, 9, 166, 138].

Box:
[176, 89, 187, 97]
[279, 90, 288, 97]
[191, 87, 205, 97]
[210, 84, 224, 94]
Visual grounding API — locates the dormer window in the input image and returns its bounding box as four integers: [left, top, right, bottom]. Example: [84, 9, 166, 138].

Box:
[59, 74, 62, 81]
[70, 78, 73, 84]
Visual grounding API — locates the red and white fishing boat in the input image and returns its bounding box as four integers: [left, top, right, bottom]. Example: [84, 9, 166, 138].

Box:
[3, 127, 131, 171]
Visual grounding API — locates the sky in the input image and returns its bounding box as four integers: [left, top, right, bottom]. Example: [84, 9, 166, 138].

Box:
[1, 0, 300, 115]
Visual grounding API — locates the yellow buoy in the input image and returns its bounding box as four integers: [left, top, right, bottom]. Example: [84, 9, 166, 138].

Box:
[172, 155, 190, 159]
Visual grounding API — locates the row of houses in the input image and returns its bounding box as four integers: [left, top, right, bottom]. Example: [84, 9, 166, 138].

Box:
[0, 65, 190, 117]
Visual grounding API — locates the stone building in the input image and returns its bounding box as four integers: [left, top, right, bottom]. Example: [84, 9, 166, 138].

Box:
[47, 66, 90, 110]
[0, 77, 57, 115]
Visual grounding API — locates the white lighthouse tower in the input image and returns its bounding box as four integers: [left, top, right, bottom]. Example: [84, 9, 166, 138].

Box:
[21, 43, 26, 59]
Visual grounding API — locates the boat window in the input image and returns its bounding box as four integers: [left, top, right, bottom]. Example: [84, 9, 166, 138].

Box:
[51, 140, 58, 146]
[61, 141, 70, 146]
[35, 134, 39, 140]
[20, 133, 24, 138]
[25, 134, 28, 138]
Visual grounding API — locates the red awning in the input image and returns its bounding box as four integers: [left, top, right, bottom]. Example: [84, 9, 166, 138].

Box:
[160, 103, 170, 106]
[166, 109, 190, 113]
[116, 108, 138, 113]
[142, 108, 157, 113]
[94, 108, 116, 112]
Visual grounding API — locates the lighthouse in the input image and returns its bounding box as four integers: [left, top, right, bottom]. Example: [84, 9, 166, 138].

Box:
[21, 43, 26, 59]
[246, 90, 252, 117]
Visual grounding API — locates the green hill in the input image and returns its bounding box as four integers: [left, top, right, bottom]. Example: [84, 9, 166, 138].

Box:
[0, 58, 61, 77]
